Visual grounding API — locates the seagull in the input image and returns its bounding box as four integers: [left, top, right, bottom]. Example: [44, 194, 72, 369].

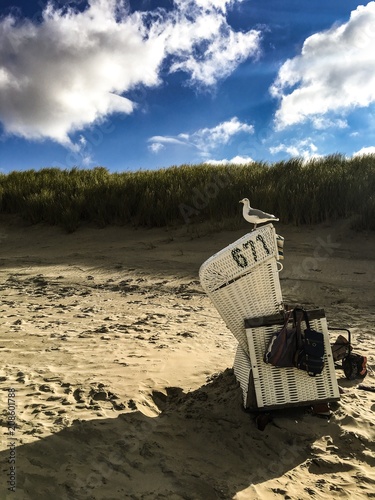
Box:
[239, 198, 279, 229]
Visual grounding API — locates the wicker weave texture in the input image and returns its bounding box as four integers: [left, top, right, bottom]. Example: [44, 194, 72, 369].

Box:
[199, 224, 279, 293]
[246, 317, 340, 409]
[233, 344, 251, 408]
[208, 259, 283, 354]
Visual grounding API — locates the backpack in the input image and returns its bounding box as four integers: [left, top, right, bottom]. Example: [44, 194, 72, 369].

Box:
[342, 353, 368, 380]
[293, 308, 325, 377]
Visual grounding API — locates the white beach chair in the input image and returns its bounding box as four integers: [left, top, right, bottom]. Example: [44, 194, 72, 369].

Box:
[200, 224, 340, 412]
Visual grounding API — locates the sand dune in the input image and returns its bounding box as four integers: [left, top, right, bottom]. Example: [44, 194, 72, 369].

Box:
[0, 217, 374, 499]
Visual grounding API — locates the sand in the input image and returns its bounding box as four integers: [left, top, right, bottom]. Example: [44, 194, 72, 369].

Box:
[0, 216, 374, 499]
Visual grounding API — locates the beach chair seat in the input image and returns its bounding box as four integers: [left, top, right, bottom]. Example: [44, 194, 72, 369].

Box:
[233, 309, 340, 410]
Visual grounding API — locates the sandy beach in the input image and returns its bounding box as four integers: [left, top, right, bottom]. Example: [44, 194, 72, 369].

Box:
[0, 216, 374, 499]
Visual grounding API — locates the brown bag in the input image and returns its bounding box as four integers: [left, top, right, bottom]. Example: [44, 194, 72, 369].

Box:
[331, 334, 351, 361]
[264, 311, 297, 368]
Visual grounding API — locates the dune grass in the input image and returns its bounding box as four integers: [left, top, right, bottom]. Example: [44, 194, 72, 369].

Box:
[0, 154, 374, 232]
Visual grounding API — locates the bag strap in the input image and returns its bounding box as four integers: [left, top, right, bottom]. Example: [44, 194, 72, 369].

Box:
[282, 309, 293, 327]
[293, 307, 311, 329]
[293, 308, 304, 348]
[302, 308, 311, 330]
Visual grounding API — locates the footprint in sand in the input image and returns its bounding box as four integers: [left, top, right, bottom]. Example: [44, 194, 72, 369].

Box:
[89, 385, 126, 411]
[16, 371, 26, 383]
[39, 384, 54, 393]
[72, 388, 86, 403]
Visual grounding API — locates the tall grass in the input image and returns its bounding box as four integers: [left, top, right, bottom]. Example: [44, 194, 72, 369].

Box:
[0, 154, 374, 232]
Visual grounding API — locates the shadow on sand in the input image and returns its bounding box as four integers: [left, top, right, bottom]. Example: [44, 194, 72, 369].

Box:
[1, 370, 348, 500]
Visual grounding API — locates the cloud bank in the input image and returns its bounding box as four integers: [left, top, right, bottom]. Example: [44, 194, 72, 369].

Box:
[270, 139, 321, 161]
[353, 146, 375, 157]
[204, 155, 254, 165]
[0, 0, 260, 145]
[271, 1, 375, 129]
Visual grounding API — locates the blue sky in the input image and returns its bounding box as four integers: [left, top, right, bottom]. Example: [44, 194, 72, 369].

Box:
[0, 0, 374, 173]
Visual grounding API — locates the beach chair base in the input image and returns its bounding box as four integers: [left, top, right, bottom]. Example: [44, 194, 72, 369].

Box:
[233, 309, 340, 411]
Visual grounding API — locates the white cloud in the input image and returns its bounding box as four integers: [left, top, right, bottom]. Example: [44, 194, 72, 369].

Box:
[148, 116, 254, 155]
[194, 117, 254, 150]
[270, 139, 321, 161]
[0, 0, 260, 145]
[177, 0, 242, 13]
[271, 2, 375, 129]
[169, 23, 260, 86]
[353, 146, 375, 157]
[148, 136, 190, 147]
[148, 142, 165, 154]
[311, 117, 348, 130]
[205, 155, 254, 165]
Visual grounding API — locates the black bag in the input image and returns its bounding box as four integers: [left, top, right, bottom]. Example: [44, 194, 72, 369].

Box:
[264, 310, 297, 367]
[294, 308, 325, 376]
[342, 353, 367, 380]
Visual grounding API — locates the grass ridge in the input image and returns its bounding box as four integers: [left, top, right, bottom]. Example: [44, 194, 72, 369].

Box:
[0, 154, 374, 232]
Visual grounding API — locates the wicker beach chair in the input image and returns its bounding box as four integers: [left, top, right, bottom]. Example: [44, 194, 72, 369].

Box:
[200, 224, 340, 412]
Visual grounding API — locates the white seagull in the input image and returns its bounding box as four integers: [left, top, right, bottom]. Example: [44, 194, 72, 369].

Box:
[239, 198, 279, 229]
